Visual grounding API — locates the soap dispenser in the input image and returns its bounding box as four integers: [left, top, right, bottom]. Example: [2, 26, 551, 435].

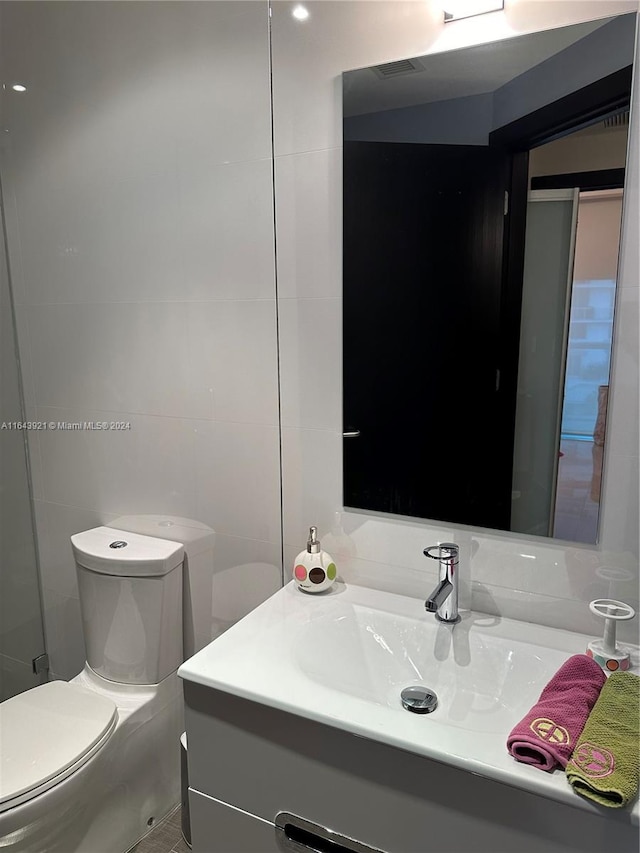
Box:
[293, 526, 337, 593]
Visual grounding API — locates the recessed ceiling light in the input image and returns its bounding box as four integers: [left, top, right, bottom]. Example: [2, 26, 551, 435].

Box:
[292, 5, 309, 22]
[11, 83, 27, 93]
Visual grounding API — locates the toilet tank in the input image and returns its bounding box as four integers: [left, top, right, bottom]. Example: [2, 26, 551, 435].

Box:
[71, 527, 185, 685]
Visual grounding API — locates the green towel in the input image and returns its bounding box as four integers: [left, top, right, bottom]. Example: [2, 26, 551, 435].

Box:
[566, 671, 639, 808]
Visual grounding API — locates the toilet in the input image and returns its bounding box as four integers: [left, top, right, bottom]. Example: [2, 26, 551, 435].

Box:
[0, 527, 185, 853]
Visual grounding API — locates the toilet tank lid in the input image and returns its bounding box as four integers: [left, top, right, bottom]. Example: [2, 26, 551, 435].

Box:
[71, 526, 184, 576]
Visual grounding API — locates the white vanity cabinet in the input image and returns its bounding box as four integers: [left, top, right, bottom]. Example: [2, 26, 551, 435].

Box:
[183, 681, 638, 853]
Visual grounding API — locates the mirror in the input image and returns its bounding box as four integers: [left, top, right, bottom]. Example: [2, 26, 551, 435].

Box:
[342, 14, 636, 544]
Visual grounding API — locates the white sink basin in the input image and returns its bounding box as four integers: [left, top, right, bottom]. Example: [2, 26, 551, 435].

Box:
[179, 580, 639, 820]
[295, 604, 566, 732]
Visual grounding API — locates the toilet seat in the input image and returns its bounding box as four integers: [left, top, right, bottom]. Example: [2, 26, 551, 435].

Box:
[0, 681, 117, 813]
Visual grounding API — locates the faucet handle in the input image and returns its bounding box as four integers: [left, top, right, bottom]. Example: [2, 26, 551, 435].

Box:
[424, 543, 459, 563]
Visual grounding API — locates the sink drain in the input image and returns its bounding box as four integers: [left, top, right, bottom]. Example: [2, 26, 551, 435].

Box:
[401, 686, 438, 714]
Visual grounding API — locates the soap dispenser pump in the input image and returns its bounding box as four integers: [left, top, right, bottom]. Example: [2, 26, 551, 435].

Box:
[293, 526, 337, 593]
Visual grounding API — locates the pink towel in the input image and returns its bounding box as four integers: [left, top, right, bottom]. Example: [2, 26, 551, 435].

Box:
[506, 654, 605, 771]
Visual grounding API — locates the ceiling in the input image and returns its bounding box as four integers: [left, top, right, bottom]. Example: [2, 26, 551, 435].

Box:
[343, 18, 612, 117]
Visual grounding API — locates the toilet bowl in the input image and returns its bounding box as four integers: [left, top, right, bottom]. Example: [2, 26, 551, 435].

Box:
[0, 527, 185, 853]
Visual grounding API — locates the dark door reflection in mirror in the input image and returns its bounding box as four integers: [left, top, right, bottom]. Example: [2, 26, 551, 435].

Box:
[342, 14, 636, 544]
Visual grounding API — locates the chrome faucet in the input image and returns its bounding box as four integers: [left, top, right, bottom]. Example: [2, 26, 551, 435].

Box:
[424, 543, 459, 623]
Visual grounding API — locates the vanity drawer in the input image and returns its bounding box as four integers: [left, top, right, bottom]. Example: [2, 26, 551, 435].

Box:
[190, 790, 389, 853]
[189, 790, 280, 853]
[185, 682, 638, 853]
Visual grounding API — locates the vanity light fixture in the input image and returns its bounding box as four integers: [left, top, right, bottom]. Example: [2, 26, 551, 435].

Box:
[442, 0, 504, 23]
[11, 83, 27, 92]
[292, 4, 310, 21]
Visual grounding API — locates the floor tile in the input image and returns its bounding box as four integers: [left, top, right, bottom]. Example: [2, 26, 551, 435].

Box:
[130, 806, 186, 853]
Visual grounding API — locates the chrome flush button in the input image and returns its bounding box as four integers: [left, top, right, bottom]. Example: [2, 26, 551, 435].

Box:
[109, 540, 128, 549]
[401, 686, 438, 714]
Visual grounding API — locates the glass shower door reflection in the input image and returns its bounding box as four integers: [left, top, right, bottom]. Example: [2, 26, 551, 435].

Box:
[0, 191, 47, 700]
[511, 189, 579, 539]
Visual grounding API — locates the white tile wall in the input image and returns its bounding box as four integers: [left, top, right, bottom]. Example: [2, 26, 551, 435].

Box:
[24, 300, 279, 423]
[278, 297, 342, 429]
[281, 426, 342, 546]
[177, 158, 277, 302]
[275, 148, 343, 299]
[271, 0, 640, 642]
[33, 500, 119, 601]
[209, 534, 282, 637]
[39, 588, 87, 682]
[1, 0, 282, 679]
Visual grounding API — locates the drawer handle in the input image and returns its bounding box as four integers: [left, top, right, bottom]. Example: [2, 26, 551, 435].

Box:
[275, 812, 386, 853]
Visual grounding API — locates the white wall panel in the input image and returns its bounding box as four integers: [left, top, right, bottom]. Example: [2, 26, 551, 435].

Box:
[1, 1, 280, 679]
